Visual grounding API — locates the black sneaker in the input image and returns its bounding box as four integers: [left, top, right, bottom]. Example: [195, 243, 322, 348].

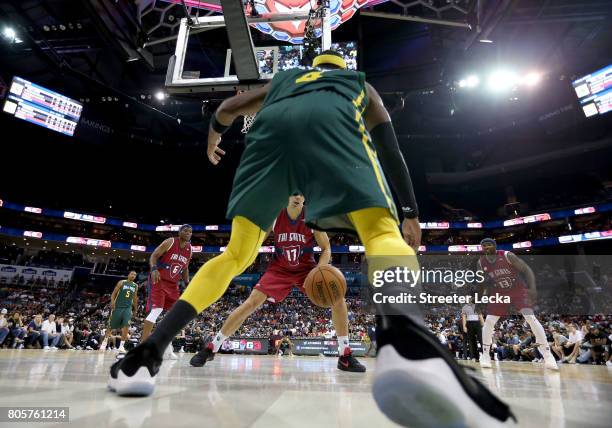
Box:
[107, 342, 162, 396]
[190, 342, 215, 367]
[373, 315, 516, 428]
[338, 348, 366, 372]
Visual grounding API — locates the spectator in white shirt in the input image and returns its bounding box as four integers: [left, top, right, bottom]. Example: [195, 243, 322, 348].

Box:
[0, 309, 9, 346]
[41, 314, 62, 350]
[57, 317, 74, 349]
[563, 324, 583, 364]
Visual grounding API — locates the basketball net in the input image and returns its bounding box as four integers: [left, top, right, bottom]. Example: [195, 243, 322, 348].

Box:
[241, 114, 256, 134]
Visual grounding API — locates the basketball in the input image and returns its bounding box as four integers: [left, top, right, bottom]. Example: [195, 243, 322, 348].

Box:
[304, 265, 347, 308]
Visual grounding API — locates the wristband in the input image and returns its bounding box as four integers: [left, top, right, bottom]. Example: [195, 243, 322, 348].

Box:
[210, 114, 230, 134]
[402, 207, 419, 219]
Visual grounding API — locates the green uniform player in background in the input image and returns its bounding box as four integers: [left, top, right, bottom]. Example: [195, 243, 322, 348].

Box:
[100, 271, 139, 353]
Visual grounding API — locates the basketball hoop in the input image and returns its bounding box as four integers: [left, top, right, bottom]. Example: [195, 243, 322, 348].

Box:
[241, 114, 257, 134]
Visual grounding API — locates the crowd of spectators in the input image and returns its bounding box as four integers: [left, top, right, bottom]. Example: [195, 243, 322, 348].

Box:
[0, 282, 374, 353]
[430, 313, 612, 366]
[2, 278, 610, 367]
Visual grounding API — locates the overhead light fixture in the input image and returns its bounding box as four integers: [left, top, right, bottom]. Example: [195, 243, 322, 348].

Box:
[479, 39, 493, 43]
[522, 72, 541, 86]
[3, 27, 16, 40]
[2, 27, 21, 43]
[466, 75, 479, 87]
[155, 91, 166, 101]
[487, 70, 518, 92]
[458, 75, 479, 89]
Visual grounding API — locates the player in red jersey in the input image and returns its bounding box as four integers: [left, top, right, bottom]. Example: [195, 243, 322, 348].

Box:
[143, 225, 193, 358]
[478, 238, 558, 370]
[190, 193, 366, 372]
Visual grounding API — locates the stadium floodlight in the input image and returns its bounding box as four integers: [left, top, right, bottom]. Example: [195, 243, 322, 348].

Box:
[522, 72, 541, 86]
[466, 75, 479, 87]
[155, 91, 166, 100]
[3, 27, 16, 40]
[487, 70, 518, 92]
[458, 75, 479, 89]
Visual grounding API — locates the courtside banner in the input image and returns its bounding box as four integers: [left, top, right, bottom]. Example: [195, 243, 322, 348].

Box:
[0, 264, 73, 282]
[292, 339, 368, 357]
[227, 338, 269, 354]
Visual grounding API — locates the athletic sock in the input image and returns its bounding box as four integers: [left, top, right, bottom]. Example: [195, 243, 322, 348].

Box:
[148, 300, 198, 357]
[118, 340, 123, 349]
[211, 332, 228, 352]
[338, 336, 350, 355]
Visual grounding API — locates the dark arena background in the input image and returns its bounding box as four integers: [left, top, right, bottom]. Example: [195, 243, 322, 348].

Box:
[0, 1, 611, 427]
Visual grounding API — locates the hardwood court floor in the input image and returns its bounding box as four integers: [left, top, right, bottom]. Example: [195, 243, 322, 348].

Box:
[0, 350, 610, 427]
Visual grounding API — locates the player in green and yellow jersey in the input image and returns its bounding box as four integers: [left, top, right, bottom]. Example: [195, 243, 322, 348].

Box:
[110, 50, 515, 428]
[101, 271, 139, 353]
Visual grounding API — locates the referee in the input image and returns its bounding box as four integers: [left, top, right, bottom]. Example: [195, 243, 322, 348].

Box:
[461, 303, 484, 362]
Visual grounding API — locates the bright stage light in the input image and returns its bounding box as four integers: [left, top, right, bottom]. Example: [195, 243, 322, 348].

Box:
[466, 75, 479, 87]
[487, 70, 518, 92]
[3, 27, 16, 40]
[458, 75, 479, 89]
[155, 91, 166, 101]
[522, 72, 541, 86]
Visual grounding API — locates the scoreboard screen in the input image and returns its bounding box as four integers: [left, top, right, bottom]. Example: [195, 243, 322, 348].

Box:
[2, 76, 82, 136]
[572, 64, 612, 118]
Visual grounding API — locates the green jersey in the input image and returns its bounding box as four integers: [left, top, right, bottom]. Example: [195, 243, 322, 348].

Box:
[226, 66, 398, 233]
[263, 68, 367, 111]
[114, 280, 137, 308]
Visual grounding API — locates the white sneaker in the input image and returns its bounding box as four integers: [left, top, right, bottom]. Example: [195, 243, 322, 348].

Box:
[480, 353, 493, 369]
[532, 358, 540, 363]
[163, 345, 178, 360]
[543, 352, 559, 371]
[50, 346, 58, 350]
[179, 346, 185, 353]
[118, 346, 126, 353]
[43, 346, 50, 351]
[108, 342, 160, 396]
[605, 361, 612, 367]
[373, 315, 516, 428]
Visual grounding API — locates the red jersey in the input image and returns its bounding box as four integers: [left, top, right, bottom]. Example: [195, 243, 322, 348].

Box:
[158, 238, 192, 284]
[270, 208, 316, 271]
[479, 250, 526, 290]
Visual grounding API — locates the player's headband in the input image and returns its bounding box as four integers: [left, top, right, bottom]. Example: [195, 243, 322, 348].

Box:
[480, 238, 496, 246]
[180, 224, 193, 231]
[313, 54, 347, 69]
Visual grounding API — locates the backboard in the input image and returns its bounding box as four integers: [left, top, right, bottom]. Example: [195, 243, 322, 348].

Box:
[165, 0, 332, 93]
